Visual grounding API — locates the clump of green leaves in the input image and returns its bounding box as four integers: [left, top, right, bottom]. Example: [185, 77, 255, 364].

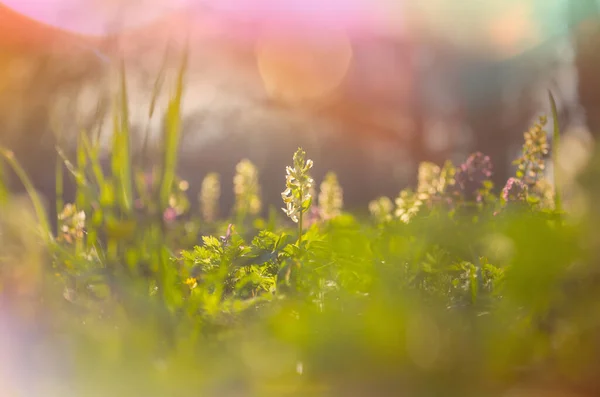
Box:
[4, 61, 600, 397]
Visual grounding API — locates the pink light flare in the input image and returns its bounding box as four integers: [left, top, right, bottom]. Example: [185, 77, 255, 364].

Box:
[0, 0, 406, 38]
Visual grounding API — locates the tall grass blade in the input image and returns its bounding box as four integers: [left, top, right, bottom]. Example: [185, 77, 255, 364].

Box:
[76, 129, 89, 212]
[548, 90, 562, 212]
[111, 60, 133, 213]
[55, 154, 64, 224]
[159, 47, 188, 210]
[0, 156, 8, 205]
[0, 147, 51, 239]
[80, 130, 105, 187]
[56, 147, 87, 188]
[142, 41, 172, 169]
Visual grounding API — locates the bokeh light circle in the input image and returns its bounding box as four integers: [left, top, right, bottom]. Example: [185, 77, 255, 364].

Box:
[255, 25, 353, 105]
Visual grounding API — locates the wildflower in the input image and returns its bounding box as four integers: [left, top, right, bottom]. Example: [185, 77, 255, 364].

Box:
[281, 148, 314, 224]
[532, 178, 555, 209]
[234, 159, 262, 218]
[502, 177, 528, 203]
[199, 173, 221, 223]
[318, 171, 343, 220]
[453, 152, 493, 202]
[369, 196, 393, 223]
[438, 160, 457, 193]
[395, 189, 423, 224]
[417, 162, 442, 199]
[163, 207, 177, 223]
[57, 204, 86, 244]
[514, 115, 550, 187]
[184, 277, 197, 290]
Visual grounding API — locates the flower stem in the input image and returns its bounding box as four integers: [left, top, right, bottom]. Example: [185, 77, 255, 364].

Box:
[298, 198, 304, 245]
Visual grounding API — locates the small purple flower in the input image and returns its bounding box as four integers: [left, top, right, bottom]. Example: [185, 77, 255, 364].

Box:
[502, 177, 527, 203]
[453, 152, 493, 202]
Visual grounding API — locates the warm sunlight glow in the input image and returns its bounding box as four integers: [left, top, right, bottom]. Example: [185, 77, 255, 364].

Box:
[488, 2, 541, 58]
[255, 26, 353, 104]
[0, 0, 188, 36]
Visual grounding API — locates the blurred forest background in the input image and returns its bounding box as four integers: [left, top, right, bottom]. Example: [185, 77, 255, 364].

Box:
[0, 0, 598, 220]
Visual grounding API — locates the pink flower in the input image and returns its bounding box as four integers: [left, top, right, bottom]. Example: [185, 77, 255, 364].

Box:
[163, 207, 177, 223]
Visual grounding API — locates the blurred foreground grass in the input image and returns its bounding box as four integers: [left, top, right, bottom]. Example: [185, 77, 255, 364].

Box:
[0, 56, 600, 397]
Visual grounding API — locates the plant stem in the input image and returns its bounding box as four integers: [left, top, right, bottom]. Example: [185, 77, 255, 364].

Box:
[297, 182, 306, 245]
[548, 90, 562, 212]
[298, 209, 303, 245]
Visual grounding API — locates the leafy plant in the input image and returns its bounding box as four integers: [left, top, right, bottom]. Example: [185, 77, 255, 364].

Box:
[2, 63, 600, 397]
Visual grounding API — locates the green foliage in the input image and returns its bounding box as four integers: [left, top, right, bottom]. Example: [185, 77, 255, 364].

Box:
[3, 66, 600, 397]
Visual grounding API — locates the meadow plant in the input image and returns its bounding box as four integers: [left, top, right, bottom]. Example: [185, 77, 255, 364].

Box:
[453, 151, 493, 203]
[369, 196, 394, 223]
[57, 203, 86, 244]
[199, 172, 221, 223]
[395, 189, 423, 223]
[3, 57, 600, 397]
[416, 162, 443, 198]
[281, 148, 313, 242]
[416, 160, 456, 206]
[233, 159, 262, 221]
[501, 177, 528, 203]
[514, 115, 550, 187]
[317, 171, 343, 220]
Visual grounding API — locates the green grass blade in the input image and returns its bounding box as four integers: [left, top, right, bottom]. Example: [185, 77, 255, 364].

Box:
[55, 153, 64, 221]
[56, 146, 87, 188]
[149, 40, 171, 121]
[142, 41, 171, 170]
[159, 48, 188, 209]
[80, 130, 105, 187]
[548, 90, 562, 212]
[119, 60, 133, 213]
[0, 147, 51, 239]
[110, 60, 133, 214]
[0, 156, 8, 205]
[76, 129, 89, 211]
